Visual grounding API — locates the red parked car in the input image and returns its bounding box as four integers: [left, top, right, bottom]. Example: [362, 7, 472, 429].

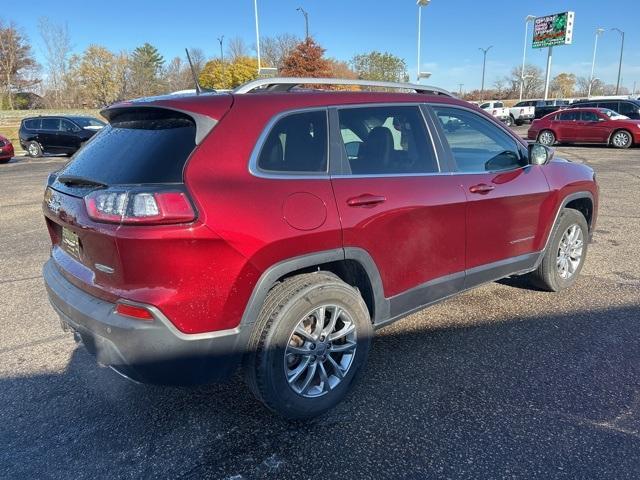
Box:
[43, 78, 598, 419]
[529, 107, 640, 148]
[0, 134, 14, 163]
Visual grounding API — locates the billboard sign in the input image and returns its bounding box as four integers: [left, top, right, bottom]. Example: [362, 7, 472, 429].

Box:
[533, 12, 575, 49]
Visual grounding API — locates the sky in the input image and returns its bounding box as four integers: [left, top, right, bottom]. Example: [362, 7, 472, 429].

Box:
[4, 0, 640, 93]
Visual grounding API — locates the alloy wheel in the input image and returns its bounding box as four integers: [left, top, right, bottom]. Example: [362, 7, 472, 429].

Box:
[556, 224, 584, 279]
[612, 131, 630, 148]
[284, 304, 357, 398]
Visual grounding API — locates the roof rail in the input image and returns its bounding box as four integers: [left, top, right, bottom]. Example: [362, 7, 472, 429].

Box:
[232, 77, 454, 97]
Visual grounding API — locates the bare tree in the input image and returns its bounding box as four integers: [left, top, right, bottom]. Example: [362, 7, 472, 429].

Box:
[0, 19, 38, 109]
[164, 56, 194, 92]
[186, 47, 206, 78]
[503, 64, 544, 99]
[38, 17, 73, 108]
[226, 36, 249, 61]
[260, 33, 300, 70]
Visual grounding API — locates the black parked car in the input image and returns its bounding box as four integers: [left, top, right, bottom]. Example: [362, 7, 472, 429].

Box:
[19, 116, 105, 157]
[570, 98, 640, 119]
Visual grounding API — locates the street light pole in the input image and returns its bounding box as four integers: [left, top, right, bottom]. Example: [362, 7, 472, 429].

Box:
[253, 0, 261, 73]
[296, 7, 309, 39]
[217, 36, 224, 61]
[416, 0, 431, 82]
[612, 28, 625, 95]
[479, 45, 492, 101]
[588, 28, 604, 98]
[519, 15, 535, 101]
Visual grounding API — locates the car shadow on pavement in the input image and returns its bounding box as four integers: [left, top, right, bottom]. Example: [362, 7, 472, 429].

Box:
[2, 304, 640, 479]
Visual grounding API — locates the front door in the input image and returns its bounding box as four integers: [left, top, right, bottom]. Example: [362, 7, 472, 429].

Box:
[329, 104, 467, 310]
[429, 105, 552, 283]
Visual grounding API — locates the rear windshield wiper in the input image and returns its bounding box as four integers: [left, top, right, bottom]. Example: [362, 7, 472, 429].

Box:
[56, 174, 107, 188]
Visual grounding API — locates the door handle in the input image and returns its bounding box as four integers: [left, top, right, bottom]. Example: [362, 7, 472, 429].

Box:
[347, 194, 387, 207]
[469, 183, 495, 194]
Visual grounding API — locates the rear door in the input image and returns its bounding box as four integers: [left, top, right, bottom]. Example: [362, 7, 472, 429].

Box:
[59, 119, 82, 153]
[40, 118, 62, 151]
[429, 105, 552, 282]
[329, 104, 466, 310]
[554, 110, 580, 141]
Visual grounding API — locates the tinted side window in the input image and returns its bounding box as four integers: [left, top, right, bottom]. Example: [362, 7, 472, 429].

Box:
[581, 111, 600, 122]
[338, 105, 438, 175]
[24, 119, 40, 129]
[60, 120, 77, 132]
[494, 102, 504, 108]
[558, 111, 579, 121]
[257, 110, 327, 173]
[433, 106, 525, 173]
[598, 102, 619, 112]
[42, 118, 61, 131]
[619, 102, 639, 117]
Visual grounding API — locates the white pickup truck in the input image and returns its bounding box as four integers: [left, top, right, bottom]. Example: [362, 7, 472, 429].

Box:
[508, 103, 536, 126]
[479, 101, 512, 126]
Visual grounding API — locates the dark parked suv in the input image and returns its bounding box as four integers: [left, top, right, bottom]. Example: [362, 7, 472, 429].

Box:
[570, 98, 640, 119]
[19, 115, 105, 157]
[42, 78, 598, 419]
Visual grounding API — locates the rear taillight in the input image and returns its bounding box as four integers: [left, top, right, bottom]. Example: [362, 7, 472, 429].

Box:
[492, 109, 497, 115]
[520, 108, 524, 114]
[85, 188, 195, 225]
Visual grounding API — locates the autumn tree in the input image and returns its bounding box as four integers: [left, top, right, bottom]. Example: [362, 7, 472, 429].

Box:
[280, 38, 331, 78]
[261, 33, 300, 70]
[72, 45, 123, 106]
[550, 72, 576, 98]
[129, 42, 165, 97]
[0, 20, 38, 109]
[326, 59, 359, 90]
[350, 51, 408, 83]
[199, 56, 258, 89]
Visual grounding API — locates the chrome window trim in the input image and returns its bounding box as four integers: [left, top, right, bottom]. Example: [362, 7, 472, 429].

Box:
[427, 102, 530, 175]
[248, 106, 330, 180]
[332, 102, 442, 176]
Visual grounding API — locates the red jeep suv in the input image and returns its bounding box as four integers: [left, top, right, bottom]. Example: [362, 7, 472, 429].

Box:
[43, 78, 598, 419]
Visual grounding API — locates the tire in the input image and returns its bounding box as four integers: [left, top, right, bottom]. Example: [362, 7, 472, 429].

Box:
[611, 129, 632, 149]
[515, 119, 524, 126]
[243, 272, 373, 420]
[525, 208, 589, 292]
[26, 141, 42, 158]
[538, 130, 556, 146]
[505, 116, 514, 127]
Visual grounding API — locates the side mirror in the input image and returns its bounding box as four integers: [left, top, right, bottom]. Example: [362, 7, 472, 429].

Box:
[529, 143, 554, 166]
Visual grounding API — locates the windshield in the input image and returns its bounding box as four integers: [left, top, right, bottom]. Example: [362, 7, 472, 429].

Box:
[72, 117, 106, 128]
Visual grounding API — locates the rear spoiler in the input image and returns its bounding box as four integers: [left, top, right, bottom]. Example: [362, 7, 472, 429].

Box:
[100, 104, 217, 145]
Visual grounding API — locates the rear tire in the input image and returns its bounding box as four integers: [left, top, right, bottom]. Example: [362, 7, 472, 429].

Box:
[611, 130, 632, 149]
[26, 141, 42, 158]
[538, 130, 556, 146]
[505, 116, 514, 127]
[243, 272, 372, 420]
[525, 208, 589, 292]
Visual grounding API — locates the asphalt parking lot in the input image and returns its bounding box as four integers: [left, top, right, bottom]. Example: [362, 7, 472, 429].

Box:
[1, 129, 640, 480]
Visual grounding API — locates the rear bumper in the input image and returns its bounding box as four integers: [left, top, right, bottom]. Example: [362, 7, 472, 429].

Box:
[43, 258, 248, 385]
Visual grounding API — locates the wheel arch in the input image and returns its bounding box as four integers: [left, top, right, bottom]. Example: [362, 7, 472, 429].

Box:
[541, 192, 595, 256]
[608, 128, 633, 146]
[239, 248, 388, 329]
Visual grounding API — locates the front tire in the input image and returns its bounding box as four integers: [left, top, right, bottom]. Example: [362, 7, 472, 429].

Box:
[243, 273, 373, 420]
[538, 130, 556, 146]
[611, 130, 632, 149]
[525, 208, 589, 292]
[26, 141, 42, 157]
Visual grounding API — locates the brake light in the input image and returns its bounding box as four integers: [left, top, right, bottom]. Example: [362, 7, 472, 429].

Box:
[492, 109, 497, 115]
[520, 109, 524, 114]
[85, 188, 195, 225]
[116, 303, 154, 320]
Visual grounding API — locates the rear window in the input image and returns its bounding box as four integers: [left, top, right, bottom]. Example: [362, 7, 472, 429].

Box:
[57, 108, 196, 185]
[24, 119, 40, 129]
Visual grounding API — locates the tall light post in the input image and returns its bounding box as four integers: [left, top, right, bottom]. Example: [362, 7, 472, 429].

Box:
[612, 28, 625, 95]
[253, 0, 261, 73]
[296, 7, 309, 39]
[416, 0, 431, 82]
[588, 28, 604, 98]
[217, 36, 224, 61]
[479, 45, 493, 101]
[519, 15, 536, 101]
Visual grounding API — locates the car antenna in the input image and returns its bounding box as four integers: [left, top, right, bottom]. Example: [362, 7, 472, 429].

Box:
[185, 48, 202, 95]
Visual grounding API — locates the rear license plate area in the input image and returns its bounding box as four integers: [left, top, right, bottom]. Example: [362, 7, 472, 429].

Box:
[61, 227, 81, 259]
